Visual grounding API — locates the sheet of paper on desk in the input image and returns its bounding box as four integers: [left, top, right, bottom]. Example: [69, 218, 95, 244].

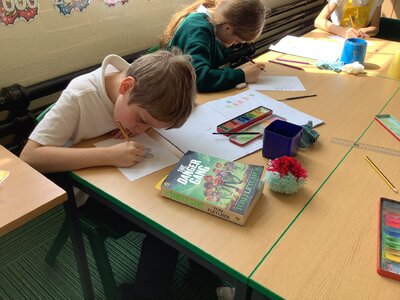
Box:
[157, 105, 249, 161]
[205, 90, 323, 126]
[157, 90, 323, 161]
[94, 134, 179, 181]
[248, 76, 305, 91]
[269, 35, 343, 61]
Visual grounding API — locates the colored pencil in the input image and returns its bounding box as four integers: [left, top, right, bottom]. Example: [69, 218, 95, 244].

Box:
[276, 58, 310, 65]
[245, 56, 266, 72]
[213, 132, 261, 135]
[278, 94, 317, 101]
[365, 156, 398, 193]
[116, 120, 129, 141]
[268, 60, 304, 71]
[350, 15, 355, 28]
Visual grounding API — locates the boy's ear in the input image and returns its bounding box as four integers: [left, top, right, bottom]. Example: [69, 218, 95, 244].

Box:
[119, 76, 136, 95]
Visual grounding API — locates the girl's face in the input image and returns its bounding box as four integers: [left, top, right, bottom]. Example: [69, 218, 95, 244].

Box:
[215, 23, 245, 47]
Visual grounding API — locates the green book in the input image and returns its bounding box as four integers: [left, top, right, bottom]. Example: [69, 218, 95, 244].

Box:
[161, 151, 264, 225]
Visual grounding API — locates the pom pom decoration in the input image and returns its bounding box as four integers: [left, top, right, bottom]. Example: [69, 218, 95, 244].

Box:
[264, 156, 307, 194]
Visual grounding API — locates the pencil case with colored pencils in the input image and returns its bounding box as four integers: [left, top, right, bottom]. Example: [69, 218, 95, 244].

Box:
[377, 197, 400, 281]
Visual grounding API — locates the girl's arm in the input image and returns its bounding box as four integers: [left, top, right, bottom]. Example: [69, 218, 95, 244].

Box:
[314, 2, 363, 38]
[359, 5, 382, 37]
[20, 139, 144, 173]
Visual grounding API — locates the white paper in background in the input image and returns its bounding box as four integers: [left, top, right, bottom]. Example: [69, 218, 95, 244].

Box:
[269, 35, 344, 61]
[248, 76, 305, 91]
[95, 134, 179, 181]
[157, 90, 324, 161]
[328, 35, 374, 46]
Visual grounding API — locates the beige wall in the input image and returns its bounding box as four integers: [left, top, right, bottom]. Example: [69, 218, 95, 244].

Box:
[0, 0, 190, 88]
[382, 0, 399, 18]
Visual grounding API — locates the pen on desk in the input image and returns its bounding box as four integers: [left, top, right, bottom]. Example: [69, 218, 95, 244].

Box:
[245, 56, 266, 72]
[213, 132, 261, 135]
[116, 120, 130, 141]
[365, 156, 398, 193]
[269, 60, 304, 71]
[276, 58, 310, 65]
[278, 94, 317, 101]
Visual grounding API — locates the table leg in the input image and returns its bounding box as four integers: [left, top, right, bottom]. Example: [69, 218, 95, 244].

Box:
[250, 289, 269, 300]
[63, 181, 95, 300]
[234, 283, 251, 300]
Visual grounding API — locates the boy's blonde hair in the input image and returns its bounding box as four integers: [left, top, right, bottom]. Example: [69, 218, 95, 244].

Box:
[126, 48, 196, 128]
[160, 0, 267, 49]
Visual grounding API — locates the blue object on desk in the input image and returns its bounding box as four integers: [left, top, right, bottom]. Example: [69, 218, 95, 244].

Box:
[262, 120, 303, 159]
[340, 38, 367, 65]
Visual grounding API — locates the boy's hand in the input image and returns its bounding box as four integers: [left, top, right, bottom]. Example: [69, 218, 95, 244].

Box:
[110, 141, 145, 167]
[239, 63, 265, 83]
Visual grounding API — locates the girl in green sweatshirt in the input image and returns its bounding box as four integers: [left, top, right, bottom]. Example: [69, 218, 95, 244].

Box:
[161, 0, 267, 92]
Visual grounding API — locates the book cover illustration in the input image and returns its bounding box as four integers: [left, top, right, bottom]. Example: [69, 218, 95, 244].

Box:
[161, 151, 264, 224]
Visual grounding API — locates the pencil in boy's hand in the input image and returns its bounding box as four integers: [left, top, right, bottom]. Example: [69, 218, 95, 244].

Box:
[245, 56, 266, 72]
[365, 156, 398, 193]
[116, 120, 130, 141]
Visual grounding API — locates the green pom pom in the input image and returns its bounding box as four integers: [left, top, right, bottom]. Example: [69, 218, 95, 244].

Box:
[265, 171, 306, 194]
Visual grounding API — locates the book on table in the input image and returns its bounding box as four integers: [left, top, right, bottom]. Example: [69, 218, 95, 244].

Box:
[160, 151, 265, 225]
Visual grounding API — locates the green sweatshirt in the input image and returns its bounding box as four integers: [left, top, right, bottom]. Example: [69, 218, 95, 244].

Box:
[169, 13, 245, 92]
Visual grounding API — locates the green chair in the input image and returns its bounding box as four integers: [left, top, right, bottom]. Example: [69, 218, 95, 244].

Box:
[376, 17, 400, 42]
[45, 200, 135, 299]
[36, 105, 135, 299]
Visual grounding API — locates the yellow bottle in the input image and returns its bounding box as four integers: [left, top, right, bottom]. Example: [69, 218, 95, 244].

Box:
[388, 49, 400, 80]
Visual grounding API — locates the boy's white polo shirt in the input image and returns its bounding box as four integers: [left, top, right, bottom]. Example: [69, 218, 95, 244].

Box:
[30, 55, 130, 147]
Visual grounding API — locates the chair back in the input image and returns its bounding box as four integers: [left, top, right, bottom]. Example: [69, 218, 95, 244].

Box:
[376, 17, 400, 42]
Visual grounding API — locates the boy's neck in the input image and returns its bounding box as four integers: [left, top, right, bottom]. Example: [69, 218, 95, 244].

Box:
[104, 72, 124, 104]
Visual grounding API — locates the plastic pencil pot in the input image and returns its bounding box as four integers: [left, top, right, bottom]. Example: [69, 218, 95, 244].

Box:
[339, 38, 367, 65]
[262, 120, 303, 159]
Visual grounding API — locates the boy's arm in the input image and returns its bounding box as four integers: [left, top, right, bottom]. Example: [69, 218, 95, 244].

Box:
[359, 5, 382, 37]
[314, 2, 362, 38]
[20, 139, 145, 173]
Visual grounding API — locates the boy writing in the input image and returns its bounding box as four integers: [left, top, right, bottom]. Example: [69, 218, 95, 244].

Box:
[20, 48, 197, 299]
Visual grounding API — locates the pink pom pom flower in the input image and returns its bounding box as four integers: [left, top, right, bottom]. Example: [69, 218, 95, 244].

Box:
[265, 156, 307, 194]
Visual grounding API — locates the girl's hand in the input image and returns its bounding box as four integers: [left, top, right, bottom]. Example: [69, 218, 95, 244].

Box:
[239, 63, 265, 83]
[345, 27, 366, 39]
[109, 141, 144, 167]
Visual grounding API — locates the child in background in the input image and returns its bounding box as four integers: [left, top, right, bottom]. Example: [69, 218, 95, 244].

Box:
[160, 0, 267, 92]
[20, 48, 197, 299]
[314, 0, 383, 39]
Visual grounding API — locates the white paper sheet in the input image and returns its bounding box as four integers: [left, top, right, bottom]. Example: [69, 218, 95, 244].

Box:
[269, 35, 344, 61]
[157, 90, 323, 161]
[95, 134, 179, 181]
[248, 76, 305, 91]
